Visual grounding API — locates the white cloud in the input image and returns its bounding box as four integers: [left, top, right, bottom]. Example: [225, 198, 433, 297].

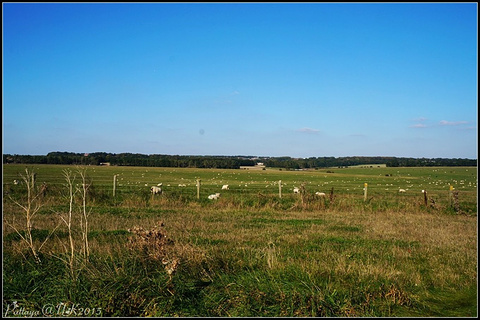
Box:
[410, 117, 429, 128]
[297, 127, 320, 134]
[439, 120, 468, 126]
[410, 123, 427, 128]
[410, 119, 471, 129]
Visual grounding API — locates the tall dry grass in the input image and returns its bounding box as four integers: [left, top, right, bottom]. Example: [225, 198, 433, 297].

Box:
[3, 169, 477, 316]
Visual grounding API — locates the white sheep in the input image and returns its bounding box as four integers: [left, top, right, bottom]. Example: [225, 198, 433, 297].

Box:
[398, 189, 406, 193]
[222, 184, 229, 190]
[315, 192, 326, 196]
[151, 186, 162, 195]
[208, 193, 221, 200]
[293, 187, 300, 194]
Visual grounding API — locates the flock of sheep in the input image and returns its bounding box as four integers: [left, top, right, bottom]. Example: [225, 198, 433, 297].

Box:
[10, 178, 425, 199]
[292, 186, 326, 197]
[150, 183, 333, 200]
[149, 183, 423, 199]
[149, 183, 416, 200]
[150, 183, 230, 199]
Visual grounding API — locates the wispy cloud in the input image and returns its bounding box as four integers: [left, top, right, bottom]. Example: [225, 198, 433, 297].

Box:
[410, 117, 428, 128]
[410, 123, 427, 128]
[297, 127, 320, 134]
[410, 119, 472, 129]
[439, 120, 468, 126]
[412, 117, 428, 122]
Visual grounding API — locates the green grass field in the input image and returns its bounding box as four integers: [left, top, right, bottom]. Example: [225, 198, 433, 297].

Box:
[3, 164, 477, 317]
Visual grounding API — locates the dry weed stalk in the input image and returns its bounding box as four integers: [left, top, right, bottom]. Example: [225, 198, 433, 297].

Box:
[127, 221, 179, 279]
[383, 284, 411, 306]
[60, 169, 78, 276]
[49, 167, 93, 278]
[77, 167, 92, 261]
[265, 241, 278, 269]
[4, 168, 55, 263]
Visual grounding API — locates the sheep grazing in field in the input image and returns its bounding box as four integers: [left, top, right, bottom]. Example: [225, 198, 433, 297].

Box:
[315, 192, 326, 197]
[151, 186, 163, 195]
[157, 183, 163, 187]
[208, 193, 221, 200]
[13, 179, 19, 185]
[293, 187, 300, 194]
[178, 184, 187, 187]
[398, 189, 406, 193]
[222, 184, 229, 190]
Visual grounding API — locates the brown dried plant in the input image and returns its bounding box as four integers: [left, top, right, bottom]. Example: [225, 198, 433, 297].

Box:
[127, 221, 179, 279]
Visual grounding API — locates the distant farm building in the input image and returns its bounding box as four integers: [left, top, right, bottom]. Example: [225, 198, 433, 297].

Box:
[240, 163, 266, 170]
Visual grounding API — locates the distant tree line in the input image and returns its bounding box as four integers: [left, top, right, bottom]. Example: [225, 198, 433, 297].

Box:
[2, 152, 257, 169]
[262, 156, 477, 169]
[3, 152, 477, 169]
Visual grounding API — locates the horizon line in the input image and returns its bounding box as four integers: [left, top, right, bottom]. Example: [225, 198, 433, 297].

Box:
[3, 152, 478, 161]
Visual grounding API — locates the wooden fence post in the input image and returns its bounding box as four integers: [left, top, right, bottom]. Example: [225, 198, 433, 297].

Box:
[364, 183, 368, 202]
[196, 179, 201, 199]
[278, 180, 282, 199]
[452, 190, 460, 213]
[113, 174, 118, 197]
[300, 182, 307, 208]
[449, 185, 454, 206]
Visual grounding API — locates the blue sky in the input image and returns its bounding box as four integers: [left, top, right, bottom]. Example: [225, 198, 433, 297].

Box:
[3, 2, 477, 158]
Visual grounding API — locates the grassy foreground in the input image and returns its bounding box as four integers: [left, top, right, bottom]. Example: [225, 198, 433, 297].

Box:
[2, 164, 477, 317]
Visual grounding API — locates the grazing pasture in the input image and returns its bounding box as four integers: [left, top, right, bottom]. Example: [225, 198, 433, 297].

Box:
[2, 164, 477, 317]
